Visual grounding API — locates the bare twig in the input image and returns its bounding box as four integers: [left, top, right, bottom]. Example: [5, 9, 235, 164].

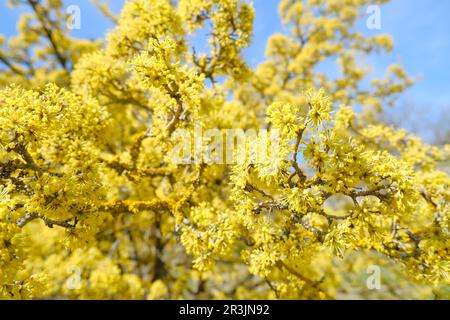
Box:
[0, 54, 25, 76]
[12, 142, 43, 176]
[16, 212, 76, 229]
[27, 0, 69, 71]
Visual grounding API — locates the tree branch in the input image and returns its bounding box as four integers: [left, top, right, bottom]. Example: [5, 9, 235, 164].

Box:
[16, 212, 76, 229]
[0, 53, 25, 76]
[27, 0, 69, 71]
[97, 199, 171, 215]
[12, 142, 43, 176]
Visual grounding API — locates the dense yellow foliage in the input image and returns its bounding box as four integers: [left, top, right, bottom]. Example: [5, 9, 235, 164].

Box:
[0, 0, 448, 299]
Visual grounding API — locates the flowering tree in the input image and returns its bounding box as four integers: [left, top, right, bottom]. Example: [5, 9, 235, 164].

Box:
[0, 0, 448, 299]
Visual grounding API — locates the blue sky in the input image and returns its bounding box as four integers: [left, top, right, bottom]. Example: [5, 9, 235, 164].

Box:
[1, 0, 449, 139]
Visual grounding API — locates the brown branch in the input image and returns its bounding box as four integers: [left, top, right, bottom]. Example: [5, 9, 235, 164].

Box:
[265, 280, 280, 299]
[349, 123, 383, 149]
[151, 214, 167, 281]
[16, 212, 76, 229]
[347, 185, 392, 203]
[16, 212, 39, 227]
[164, 103, 184, 136]
[102, 159, 174, 180]
[12, 142, 43, 176]
[252, 200, 284, 214]
[288, 127, 307, 186]
[420, 188, 445, 228]
[420, 189, 437, 208]
[290, 213, 328, 241]
[244, 183, 274, 200]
